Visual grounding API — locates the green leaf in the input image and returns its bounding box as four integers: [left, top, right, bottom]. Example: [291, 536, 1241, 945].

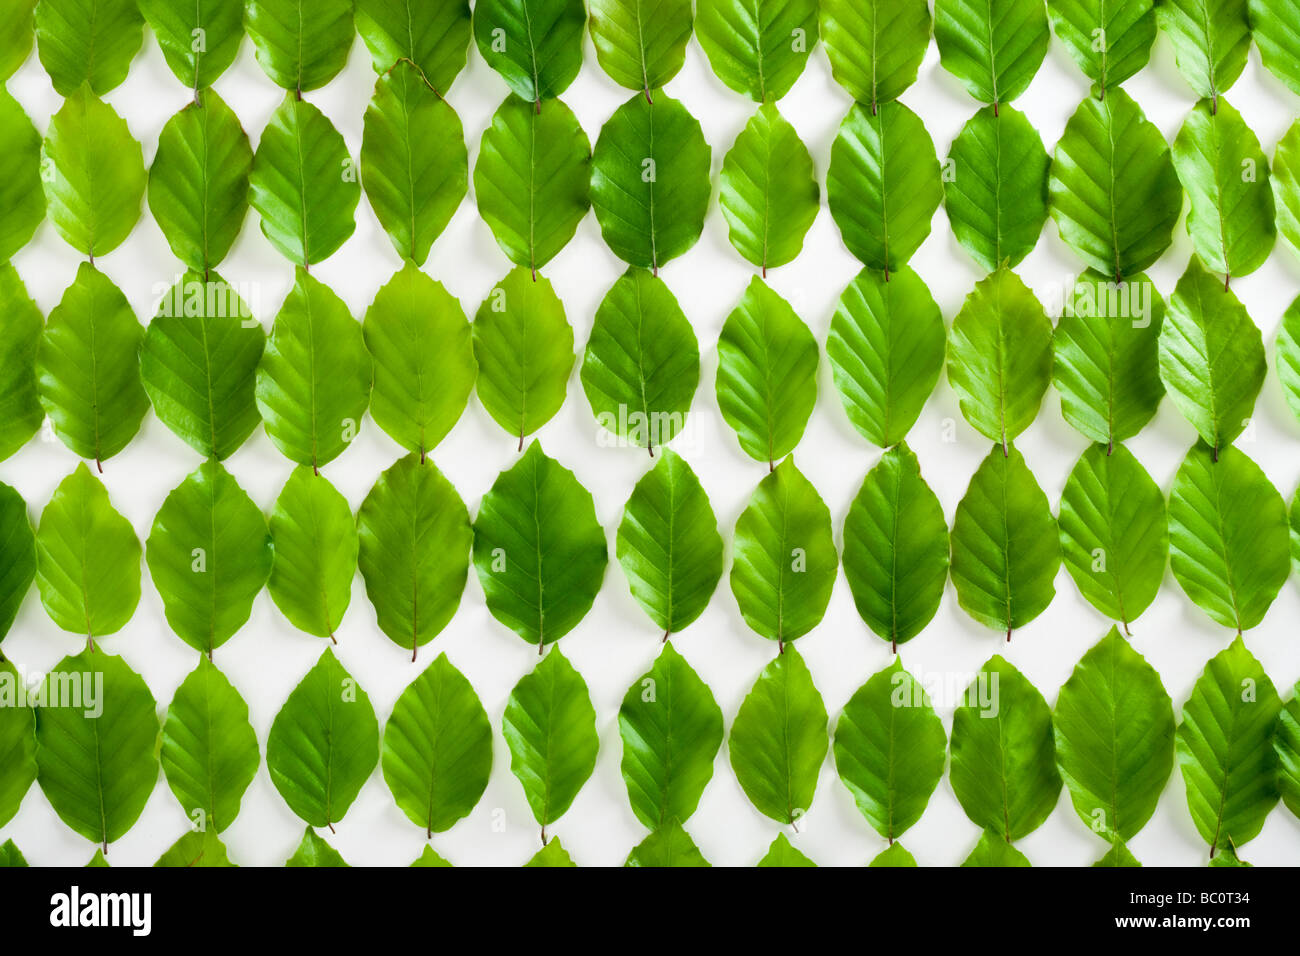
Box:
[160, 656, 259, 834]
[825, 266, 945, 449]
[503, 646, 599, 827]
[85, 848, 108, 866]
[1251, 0, 1300, 96]
[1059, 444, 1168, 629]
[590, 92, 712, 270]
[1053, 270, 1166, 445]
[249, 95, 360, 266]
[138, 0, 243, 89]
[0, 91, 44, 261]
[472, 267, 574, 442]
[616, 449, 723, 635]
[411, 844, 452, 866]
[1167, 442, 1289, 632]
[35, 464, 141, 639]
[757, 832, 815, 867]
[695, 0, 817, 102]
[472, 441, 607, 646]
[618, 642, 724, 828]
[1094, 840, 1142, 866]
[943, 104, 1049, 271]
[35, 0, 142, 95]
[0, 839, 28, 867]
[833, 658, 946, 840]
[139, 273, 264, 460]
[933, 0, 1049, 106]
[0, 265, 43, 462]
[0, 659, 36, 827]
[728, 647, 828, 824]
[581, 268, 699, 452]
[363, 262, 475, 455]
[285, 826, 348, 866]
[588, 0, 693, 93]
[718, 103, 819, 273]
[0, 483, 34, 644]
[1171, 97, 1275, 279]
[626, 819, 711, 866]
[145, 459, 273, 655]
[357, 453, 472, 657]
[472, 0, 585, 103]
[382, 654, 493, 836]
[1054, 629, 1175, 842]
[0, 0, 35, 80]
[1276, 683, 1300, 819]
[961, 829, 1032, 866]
[35, 650, 158, 848]
[268, 648, 380, 829]
[1049, 89, 1182, 278]
[355, 0, 472, 93]
[827, 101, 942, 274]
[1274, 120, 1300, 258]
[819, 0, 930, 108]
[1277, 295, 1300, 424]
[946, 267, 1053, 448]
[40, 87, 146, 257]
[524, 836, 575, 866]
[148, 92, 251, 273]
[37, 264, 148, 464]
[154, 829, 235, 867]
[715, 277, 818, 465]
[869, 842, 918, 866]
[950, 443, 1060, 635]
[361, 60, 467, 265]
[841, 443, 948, 647]
[268, 467, 358, 639]
[1177, 636, 1282, 855]
[950, 656, 1061, 840]
[1156, 0, 1250, 100]
[256, 269, 372, 469]
[730, 458, 837, 644]
[1047, 0, 1156, 94]
[245, 0, 354, 92]
[474, 95, 590, 273]
[1157, 257, 1265, 452]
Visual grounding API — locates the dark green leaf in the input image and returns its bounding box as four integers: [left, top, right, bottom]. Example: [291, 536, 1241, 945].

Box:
[825, 266, 944, 448]
[1167, 442, 1289, 632]
[145, 459, 273, 655]
[357, 453, 472, 657]
[841, 443, 948, 647]
[581, 267, 699, 452]
[0, 484, 34, 643]
[590, 92, 712, 270]
[35, 650, 158, 847]
[0, 265, 43, 462]
[382, 654, 493, 835]
[730, 458, 837, 644]
[728, 646, 828, 824]
[950, 444, 1060, 635]
[714, 277, 818, 465]
[0, 659, 36, 827]
[472, 441, 607, 646]
[833, 658, 946, 840]
[503, 646, 599, 827]
[618, 641, 723, 828]
[950, 656, 1061, 841]
[268, 648, 380, 828]
[472, 0, 585, 102]
[616, 449, 723, 635]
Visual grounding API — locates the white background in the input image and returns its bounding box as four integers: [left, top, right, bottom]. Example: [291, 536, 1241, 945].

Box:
[3, 14, 1300, 867]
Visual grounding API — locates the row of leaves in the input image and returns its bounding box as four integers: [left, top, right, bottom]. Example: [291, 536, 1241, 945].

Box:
[2, 628, 1298, 866]
[11, 0, 1300, 109]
